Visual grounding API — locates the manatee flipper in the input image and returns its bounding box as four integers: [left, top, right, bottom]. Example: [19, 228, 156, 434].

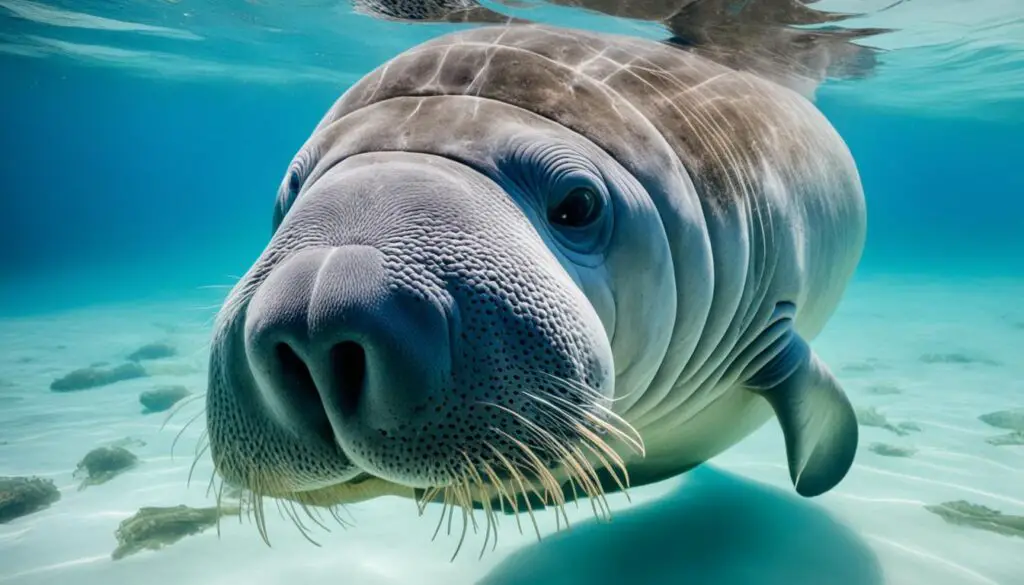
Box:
[743, 316, 858, 497]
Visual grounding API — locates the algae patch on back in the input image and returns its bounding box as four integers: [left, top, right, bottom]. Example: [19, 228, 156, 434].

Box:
[0, 476, 61, 524]
[74, 446, 138, 490]
[111, 504, 240, 560]
[925, 501, 1024, 539]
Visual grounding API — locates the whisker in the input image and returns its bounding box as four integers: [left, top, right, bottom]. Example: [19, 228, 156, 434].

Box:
[577, 431, 631, 501]
[162, 392, 207, 425]
[327, 503, 354, 529]
[169, 410, 206, 460]
[446, 486, 458, 538]
[449, 476, 473, 561]
[187, 441, 210, 488]
[284, 499, 322, 547]
[479, 487, 497, 558]
[485, 441, 542, 541]
[431, 490, 451, 542]
[418, 486, 443, 516]
[459, 451, 500, 559]
[533, 369, 638, 404]
[487, 409, 573, 527]
[537, 390, 645, 457]
[527, 396, 625, 518]
[432, 464, 458, 542]
[215, 477, 226, 538]
[254, 492, 267, 545]
[496, 434, 565, 527]
[493, 427, 563, 508]
[297, 499, 332, 534]
[296, 501, 323, 530]
[205, 465, 218, 499]
[532, 372, 644, 447]
[525, 392, 632, 496]
[565, 441, 612, 520]
[483, 388, 634, 526]
[479, 458, 522, 535]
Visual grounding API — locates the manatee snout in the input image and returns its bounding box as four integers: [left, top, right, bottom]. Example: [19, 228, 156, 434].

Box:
[244, 244, 453, 471]
[209, 153, 615, 493]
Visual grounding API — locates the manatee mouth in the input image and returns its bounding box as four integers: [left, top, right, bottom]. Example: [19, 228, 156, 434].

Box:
[345, 472, 374, 485]
[210, 333, 645, 554]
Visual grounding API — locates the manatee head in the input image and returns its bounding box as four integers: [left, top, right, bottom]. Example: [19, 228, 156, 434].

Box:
[205, 95, 676, 513]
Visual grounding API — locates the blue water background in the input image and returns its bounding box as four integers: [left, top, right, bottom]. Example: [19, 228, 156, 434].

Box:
[1, 13, 1022, 314]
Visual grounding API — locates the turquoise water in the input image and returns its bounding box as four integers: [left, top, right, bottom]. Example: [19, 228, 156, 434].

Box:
[1, 1, 1023, 584]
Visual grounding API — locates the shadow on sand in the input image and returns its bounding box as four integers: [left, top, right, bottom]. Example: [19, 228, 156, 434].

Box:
[479, 466, 883, 585]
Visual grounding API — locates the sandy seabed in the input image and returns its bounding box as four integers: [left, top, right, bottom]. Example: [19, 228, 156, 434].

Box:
[1, 273, 1022, 585]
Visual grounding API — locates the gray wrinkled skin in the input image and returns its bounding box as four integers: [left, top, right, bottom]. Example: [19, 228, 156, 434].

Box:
[206, 24, 865, 510]
[216, 149, 616, 491]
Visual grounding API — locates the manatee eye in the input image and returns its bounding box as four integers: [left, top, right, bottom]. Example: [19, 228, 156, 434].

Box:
[287, 170, 302, 198]
[548, 187, 601, 228]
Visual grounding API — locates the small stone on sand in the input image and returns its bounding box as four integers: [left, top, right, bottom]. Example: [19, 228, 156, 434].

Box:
[855, 406, 910, 437]
[74, 446, 139, 489]
[139, 385, 191, 413]
[868, 442, 916, 457]
[127, 342, 177, 362]
[985, 431, 1024, 447]
[865, 382, 902, 395]
[50, 362, 148, 392]
[978, 409, 1024, 433]
[925, 500, 1024, 539]
[0, 476, 61, 524]
[920, 353, 1000, 366]
[111, 504, 240, 560]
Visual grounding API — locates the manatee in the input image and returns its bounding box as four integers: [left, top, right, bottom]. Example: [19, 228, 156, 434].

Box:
[204, 0, 877, 550]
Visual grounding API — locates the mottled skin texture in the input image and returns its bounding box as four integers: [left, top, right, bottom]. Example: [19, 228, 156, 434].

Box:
[206, 22, 866, 518]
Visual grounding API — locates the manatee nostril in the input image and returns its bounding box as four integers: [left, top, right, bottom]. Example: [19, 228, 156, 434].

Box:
[275, 342, 316, 399]
[331, 341, 367, 416]
[273, 342, 333, 443]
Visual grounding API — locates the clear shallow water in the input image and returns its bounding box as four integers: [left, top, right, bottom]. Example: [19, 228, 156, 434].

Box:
[1, 276, 1022, 584]
[1, 1, 1024, 584]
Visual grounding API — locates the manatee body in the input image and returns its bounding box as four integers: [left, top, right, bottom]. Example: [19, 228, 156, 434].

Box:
[206, 19, 867, 525]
